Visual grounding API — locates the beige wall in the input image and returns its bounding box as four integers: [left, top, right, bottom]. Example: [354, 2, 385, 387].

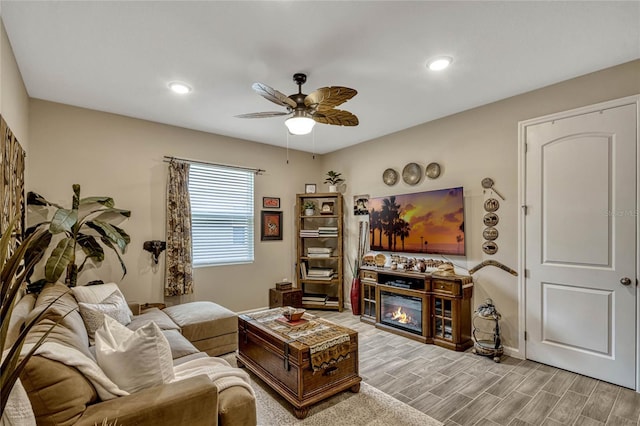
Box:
[323, 59, 640, 355]
[23, 59, 640, 353]
[1, 18, 29, 150]
[28, 100, 322, 311]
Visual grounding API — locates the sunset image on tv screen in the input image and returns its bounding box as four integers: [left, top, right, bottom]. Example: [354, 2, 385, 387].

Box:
[368, 187, 465, 256]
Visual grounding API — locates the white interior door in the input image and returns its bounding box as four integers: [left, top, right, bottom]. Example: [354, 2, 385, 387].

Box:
[524, 101, 637, 389]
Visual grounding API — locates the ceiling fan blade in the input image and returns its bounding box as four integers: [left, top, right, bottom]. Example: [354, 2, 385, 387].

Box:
[235, 111, 291, 118]
[312, 109, 359, 126]
[305, 86, 357, 111]
[252, 83, 297, 109]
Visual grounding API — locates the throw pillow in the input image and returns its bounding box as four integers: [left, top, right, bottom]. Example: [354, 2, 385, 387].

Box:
[78, 290, 133, 343]
[94, 316, 174, 393]
[71, 283, 133, 320]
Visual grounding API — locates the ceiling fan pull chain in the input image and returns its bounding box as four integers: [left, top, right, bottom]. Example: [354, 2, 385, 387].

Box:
[286, 130, 290, 164]
[312, 128, 316, 160]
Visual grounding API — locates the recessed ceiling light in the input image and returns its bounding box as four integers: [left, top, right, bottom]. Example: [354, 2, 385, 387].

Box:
[427, 56, 452, 71]
[168, 82, 192, 94]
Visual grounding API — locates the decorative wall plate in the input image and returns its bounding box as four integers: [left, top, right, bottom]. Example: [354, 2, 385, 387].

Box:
[483, 227, 499, 241]
[483, 212, 499, 226]
[402, 162, 422, 185]
[484, 198, 500, 212]
[426, 162, 441, 179]
[482, 241, 498, 255]
[382, 168, 398, 186]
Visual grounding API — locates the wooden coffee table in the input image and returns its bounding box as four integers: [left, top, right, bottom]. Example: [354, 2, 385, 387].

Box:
[237, 308, 361, 419]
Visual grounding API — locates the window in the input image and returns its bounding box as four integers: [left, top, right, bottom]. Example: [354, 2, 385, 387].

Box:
[188, 164, 254, 266]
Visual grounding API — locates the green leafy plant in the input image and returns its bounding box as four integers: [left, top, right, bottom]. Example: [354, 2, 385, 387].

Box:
[303, 201, 316, 211]
[324, 171, 344, 186]
[27, 184, 131, 288]
[1, 216, 68, 415]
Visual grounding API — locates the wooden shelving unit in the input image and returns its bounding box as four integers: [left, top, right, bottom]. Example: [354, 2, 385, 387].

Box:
[296, 192, 343, 311]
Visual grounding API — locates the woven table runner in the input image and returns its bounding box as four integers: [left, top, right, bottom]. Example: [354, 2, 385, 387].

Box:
[245, 308, 351, 372]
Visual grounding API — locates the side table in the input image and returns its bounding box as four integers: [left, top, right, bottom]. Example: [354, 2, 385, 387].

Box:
[269, 288, 302, 308]
[140, 302, 166, 313]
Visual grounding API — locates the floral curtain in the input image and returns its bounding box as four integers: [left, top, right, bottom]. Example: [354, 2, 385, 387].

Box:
[165, 160, 193, 296]
[0, 115, 26, 254]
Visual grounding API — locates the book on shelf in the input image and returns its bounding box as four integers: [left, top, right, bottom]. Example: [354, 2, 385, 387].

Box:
[306, 274, 336, 281]
[302, 293, 328, 303]
[325, 297, 339, 306]
[299, 262, 308, 279]
[307, 247, 332, 253]
[307, 268, 334, 277]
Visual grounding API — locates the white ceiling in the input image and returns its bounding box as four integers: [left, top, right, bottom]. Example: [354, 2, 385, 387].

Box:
[2, 1, 639, 154]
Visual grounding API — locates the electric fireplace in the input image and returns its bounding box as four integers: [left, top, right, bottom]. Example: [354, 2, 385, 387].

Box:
[379, 290, 423, 335]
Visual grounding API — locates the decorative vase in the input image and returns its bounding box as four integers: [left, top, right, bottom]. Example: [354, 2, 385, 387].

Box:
[350, 277, 361, 315]
[329, 185, 337, 193]
[305, 208, 314, 216]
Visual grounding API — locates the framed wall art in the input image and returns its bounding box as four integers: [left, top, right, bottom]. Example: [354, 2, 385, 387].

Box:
[261, 210, 283, 241]
[262, 196, 280, 209]
[305, 183, 316, 194]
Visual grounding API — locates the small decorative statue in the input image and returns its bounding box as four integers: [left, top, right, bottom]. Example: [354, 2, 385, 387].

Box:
[143, 240, 167, 264]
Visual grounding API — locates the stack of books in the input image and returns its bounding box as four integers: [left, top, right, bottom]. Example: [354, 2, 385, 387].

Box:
[318, 226, 338, 237]
[325, 297, 340, 307]
[307, 268, 335, 281]
[302, 293, 328, 305]
[300, 229, 319, 237]
[307, 247, 332, 258]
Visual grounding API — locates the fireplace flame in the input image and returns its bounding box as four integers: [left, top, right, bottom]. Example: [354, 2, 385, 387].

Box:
[391, 306, 412, 324]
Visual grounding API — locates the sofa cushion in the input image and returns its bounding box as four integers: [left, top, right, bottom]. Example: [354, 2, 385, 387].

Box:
[162, 329, 200, 360]
[95, 316, 174, 393]
[71, 283, 133, 321]
[163, 301, 237, 342]
[127, 308, 181, 332]
[20, 355, 98, 426]
[26, 283, 92, 358]
[5, 293, 36, 348]
[78, 290, 133, 343]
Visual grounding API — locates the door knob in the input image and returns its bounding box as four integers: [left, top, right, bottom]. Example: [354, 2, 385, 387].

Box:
[620, 277, 632, 286]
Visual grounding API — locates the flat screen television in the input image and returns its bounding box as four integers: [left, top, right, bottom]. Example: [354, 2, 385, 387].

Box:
[368, 186, 465, 256]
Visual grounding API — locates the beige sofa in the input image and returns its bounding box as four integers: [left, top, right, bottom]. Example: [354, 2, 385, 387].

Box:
[16, 283, 256, 426]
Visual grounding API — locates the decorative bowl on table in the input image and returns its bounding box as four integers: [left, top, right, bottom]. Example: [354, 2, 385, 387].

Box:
[282, 308, 306, 322]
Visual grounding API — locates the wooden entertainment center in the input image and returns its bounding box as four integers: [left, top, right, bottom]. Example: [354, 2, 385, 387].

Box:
[359, 266, 474, 351]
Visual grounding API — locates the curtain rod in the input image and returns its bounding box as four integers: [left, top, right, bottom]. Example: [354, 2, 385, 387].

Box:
[163, 156, 265, 175]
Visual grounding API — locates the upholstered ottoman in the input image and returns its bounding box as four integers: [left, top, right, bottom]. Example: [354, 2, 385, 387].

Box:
[163, 302, 238, 356]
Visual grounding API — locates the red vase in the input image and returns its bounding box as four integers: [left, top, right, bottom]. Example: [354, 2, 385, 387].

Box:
[350, 277, 361, 315]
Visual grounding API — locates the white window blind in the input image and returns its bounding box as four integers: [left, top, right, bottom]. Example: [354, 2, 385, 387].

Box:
[188, 164, 254, 266]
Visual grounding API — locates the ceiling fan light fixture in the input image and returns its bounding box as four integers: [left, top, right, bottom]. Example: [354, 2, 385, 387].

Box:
[427, 56, 452, 71]
[168, 81, 192, 94]
[285, 111, 316, 135]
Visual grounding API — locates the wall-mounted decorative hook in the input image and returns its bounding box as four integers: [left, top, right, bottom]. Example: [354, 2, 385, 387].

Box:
[143, 240, 166, 264]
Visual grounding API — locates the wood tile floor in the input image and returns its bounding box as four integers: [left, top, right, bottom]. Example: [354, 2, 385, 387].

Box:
[313, 310, 640, 426]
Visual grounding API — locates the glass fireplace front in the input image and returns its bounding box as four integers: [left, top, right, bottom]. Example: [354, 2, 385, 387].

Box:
[380, 290, 423, 335]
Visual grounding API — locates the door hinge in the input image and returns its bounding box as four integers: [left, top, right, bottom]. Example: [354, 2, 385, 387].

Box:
[524, 269, 530, 278]
[522, 205, 528, 215]
[525, 143, 528, 153]
[524, 331, 528, 341]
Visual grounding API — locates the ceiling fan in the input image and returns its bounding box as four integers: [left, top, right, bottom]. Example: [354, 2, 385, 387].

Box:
[236, 73, 358, 135]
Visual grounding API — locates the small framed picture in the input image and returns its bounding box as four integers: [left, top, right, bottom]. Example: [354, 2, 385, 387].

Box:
[321, 201, 334, 215]
[262, 197, 280, 209]
[305, 183, 317, 194]
[354, 194, 370, 215]
[261, 211, 283, 241]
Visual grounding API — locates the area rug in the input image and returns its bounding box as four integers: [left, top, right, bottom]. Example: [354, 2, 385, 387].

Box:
[222, 354, 442, 426]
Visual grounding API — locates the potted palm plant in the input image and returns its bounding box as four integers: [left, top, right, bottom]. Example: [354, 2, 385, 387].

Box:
[324, 171, 344, 193]
[27, 184, 131, 289]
